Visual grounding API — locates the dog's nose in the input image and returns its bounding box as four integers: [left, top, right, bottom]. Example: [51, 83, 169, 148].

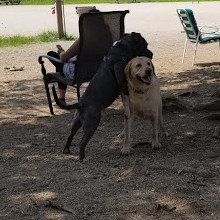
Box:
[145, 68, 152, 76]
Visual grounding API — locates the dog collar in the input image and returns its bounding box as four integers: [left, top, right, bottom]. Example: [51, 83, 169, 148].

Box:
[103, 56, 127, 64]
[112, 40, 120, 46]
[129, 83, 149, 94]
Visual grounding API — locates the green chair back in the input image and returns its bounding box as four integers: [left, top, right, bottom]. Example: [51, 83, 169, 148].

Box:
[177, 9, 199, 41]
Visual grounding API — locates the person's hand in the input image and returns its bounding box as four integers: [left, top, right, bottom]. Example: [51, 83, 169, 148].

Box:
[56, 45, 64, 55]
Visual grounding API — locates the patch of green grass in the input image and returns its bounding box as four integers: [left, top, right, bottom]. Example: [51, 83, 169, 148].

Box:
[0, 31, 75, 48]
[19, 0, 55, 5]
[0, 0, 218, 6]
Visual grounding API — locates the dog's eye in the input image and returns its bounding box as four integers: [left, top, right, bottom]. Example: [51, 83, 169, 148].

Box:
[147, 62, 151, 66]
[136, 64, 142, 68]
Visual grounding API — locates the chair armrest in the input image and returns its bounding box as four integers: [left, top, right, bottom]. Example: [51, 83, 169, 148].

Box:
[38, 55, 64, 64]
[38, 55, 78, 64]
[199, 26, 219, 34]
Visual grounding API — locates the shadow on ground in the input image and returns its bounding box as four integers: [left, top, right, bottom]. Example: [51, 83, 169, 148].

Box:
[0, 65, 219, 220]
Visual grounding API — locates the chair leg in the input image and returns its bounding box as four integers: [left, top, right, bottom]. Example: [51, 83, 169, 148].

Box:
[192, 41, 199, 66]
[182, 39, 188, 64]
[43, 78, 54, 115]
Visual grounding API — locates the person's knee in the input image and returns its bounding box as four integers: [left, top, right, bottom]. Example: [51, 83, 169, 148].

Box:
[58, 83, 67, 90]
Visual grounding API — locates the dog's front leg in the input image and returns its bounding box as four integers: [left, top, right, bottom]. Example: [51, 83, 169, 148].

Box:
[121, 113, 132, 155]
[118, 94, 130, 139]
[121, 94, 130, 119]
[151, 115, 161, 150]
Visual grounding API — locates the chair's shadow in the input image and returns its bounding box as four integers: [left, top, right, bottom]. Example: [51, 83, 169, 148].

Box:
[195, 62, 220, 67]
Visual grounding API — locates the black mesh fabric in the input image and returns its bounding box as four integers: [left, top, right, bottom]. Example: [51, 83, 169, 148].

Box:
[76, 11, 129, 85]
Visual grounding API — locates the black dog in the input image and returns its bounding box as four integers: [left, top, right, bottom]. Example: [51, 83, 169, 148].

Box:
[54, 32, 153, 161]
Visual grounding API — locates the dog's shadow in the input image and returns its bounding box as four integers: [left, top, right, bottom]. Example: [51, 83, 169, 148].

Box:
[133, 141, 151, 148]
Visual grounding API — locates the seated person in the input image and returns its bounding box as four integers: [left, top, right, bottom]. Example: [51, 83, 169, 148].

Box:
[47, 7, 99, 105]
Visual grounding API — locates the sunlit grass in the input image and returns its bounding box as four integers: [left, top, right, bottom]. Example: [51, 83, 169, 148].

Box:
[0, 31, 76, 47]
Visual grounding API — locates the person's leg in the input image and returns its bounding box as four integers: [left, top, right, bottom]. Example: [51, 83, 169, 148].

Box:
[47, 51, 67, 101]
[58, 82, 67, 104]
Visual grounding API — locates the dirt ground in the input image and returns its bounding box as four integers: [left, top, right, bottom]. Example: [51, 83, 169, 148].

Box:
[0, 36, 219, 220]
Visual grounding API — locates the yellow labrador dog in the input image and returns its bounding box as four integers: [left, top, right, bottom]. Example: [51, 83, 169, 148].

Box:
[121, 56, 163, 154]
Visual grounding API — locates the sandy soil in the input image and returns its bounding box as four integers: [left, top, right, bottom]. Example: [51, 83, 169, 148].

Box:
[0, 32, 220, 219]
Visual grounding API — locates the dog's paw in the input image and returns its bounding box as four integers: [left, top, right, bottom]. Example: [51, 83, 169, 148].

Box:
[151, 141, 162, 150]
[121, 147, 131, 155]
[80, 156, 91, 163]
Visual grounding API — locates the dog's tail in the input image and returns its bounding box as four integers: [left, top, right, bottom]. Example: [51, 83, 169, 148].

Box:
[52, 85, 79, 110]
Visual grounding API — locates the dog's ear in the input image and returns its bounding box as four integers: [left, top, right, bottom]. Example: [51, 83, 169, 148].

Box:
[145, 49, 153, 59]
[124, 61, 132, 78]
[152, 63, 156, 75]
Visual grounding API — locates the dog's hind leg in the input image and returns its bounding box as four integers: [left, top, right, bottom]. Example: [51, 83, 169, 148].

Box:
[121, 114, 132, 155]
[158, 101, 163, 130]
[151, 114, 161, 150]
[63, 111, 82, 154]
[79, 108, 101, 162]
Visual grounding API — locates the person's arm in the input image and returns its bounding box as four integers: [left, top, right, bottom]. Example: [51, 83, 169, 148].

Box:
[59, 39, 80, 62]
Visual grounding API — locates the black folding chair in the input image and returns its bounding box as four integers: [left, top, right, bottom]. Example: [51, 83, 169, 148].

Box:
[38, 10, 129, 115]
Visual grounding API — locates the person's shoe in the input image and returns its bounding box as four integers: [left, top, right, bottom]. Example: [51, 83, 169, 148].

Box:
[59, 98, 66, 105]
[52, 98, 66, 106]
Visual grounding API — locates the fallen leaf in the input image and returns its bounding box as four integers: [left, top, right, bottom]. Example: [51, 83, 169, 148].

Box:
[156, 204, 176, 212]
